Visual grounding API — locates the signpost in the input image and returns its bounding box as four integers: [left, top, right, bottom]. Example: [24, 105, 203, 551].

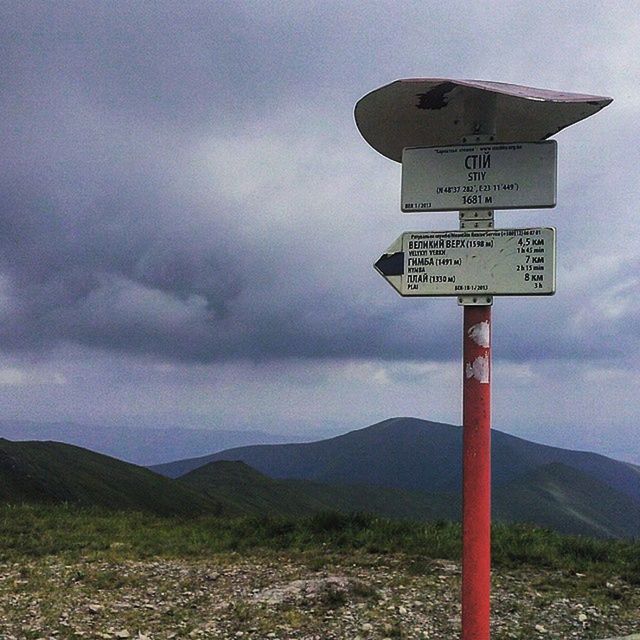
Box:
[354, 78, 612, 640]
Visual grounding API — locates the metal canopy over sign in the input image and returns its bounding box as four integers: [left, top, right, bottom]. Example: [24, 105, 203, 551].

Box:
[354, 78, 612, 162]
[401, 141, 557, 212]
[375, 228, 556, 297]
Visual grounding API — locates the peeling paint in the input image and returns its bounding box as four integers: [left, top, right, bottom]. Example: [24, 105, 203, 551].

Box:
[468, 321, 490, 348]
[415, 82, 456, 110]
[465, 355, 490, 383]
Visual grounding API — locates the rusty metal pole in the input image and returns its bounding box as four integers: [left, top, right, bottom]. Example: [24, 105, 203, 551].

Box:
[462, 303, 492, 640]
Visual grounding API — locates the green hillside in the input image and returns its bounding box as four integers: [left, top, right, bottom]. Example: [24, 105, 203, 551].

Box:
[0, 438, 217, 517]
[182, 459, 640, 538]
[179, 460, 328, 517]
[180, 459, 459, 521]
[493, 462, 640, 539]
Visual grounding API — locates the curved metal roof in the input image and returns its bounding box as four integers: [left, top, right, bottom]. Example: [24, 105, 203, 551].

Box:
[355, 78, 612, 162]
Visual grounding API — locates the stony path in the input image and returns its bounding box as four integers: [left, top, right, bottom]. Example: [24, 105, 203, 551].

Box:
[0, 553, 638, 639]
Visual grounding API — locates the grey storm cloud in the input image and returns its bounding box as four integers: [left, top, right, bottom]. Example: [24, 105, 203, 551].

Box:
[0, 1, 636, 367]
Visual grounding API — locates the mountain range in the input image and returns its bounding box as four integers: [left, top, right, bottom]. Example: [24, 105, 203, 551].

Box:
[152, 417, 640, 502]
[3, 417, 640, 539]
[0, 420, 318, 465]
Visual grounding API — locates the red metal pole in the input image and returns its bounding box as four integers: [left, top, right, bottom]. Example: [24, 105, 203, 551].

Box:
[462, 304, 492, 640]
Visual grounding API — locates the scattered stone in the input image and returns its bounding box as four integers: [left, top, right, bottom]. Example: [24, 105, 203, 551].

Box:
[0, 555, 638, 639]
[253, 575, 359, 605]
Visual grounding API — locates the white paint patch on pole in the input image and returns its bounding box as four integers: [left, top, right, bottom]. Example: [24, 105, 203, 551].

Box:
[465, 356, 490, 384]
[468, 321, 490, 348]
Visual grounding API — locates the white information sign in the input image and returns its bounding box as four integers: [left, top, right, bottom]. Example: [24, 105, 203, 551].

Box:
[401, 141, 557, 212]
[375, 228, 556, 297]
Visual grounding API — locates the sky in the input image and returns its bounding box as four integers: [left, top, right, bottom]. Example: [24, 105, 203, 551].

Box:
[1, 1, 639, 462]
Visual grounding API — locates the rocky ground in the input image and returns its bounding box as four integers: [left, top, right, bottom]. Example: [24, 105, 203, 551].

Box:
[0, 552, 638, 640]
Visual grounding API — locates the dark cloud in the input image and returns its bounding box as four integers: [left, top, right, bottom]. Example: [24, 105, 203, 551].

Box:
[0, 1, 636, 370]
[2, 1, 357, 132]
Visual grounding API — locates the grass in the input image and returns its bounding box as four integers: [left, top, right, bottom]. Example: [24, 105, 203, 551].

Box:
[0, 503, 639, 586]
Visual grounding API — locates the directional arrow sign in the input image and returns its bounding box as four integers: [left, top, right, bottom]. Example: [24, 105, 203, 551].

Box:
[375, 228, 556, 297]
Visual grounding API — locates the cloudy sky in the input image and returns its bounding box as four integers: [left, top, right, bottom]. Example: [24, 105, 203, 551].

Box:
[1, 1, 639, 462]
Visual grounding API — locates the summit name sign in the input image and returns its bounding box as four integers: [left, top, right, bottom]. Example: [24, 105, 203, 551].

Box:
[402, 141, 557, 212]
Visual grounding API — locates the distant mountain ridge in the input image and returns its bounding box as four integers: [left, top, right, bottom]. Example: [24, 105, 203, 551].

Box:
[152, 417, 640, 505]
[3, 417, 640, 539]
[0, 420, 315, 465]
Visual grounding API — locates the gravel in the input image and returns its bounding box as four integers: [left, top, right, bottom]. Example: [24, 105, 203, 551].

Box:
[0, 553, 637, 639]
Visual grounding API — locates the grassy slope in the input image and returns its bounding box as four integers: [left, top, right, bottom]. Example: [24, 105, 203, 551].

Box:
[0, 438, 217, 517]
[183, 460, 640, 538]
[493, 462, 640, 539]
[180, 459, 460, 521]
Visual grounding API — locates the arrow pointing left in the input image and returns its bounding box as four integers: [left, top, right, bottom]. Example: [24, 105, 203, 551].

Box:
[373, 235, 404, 295]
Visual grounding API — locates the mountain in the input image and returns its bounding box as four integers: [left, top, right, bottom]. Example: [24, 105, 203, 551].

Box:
[179, 460, 459, 521]
[0, 438, 217, 516]
[152, 418, 463, 484]
[3, 429, 640, 538]
[179, 459, 640, 538]
[152, 417, 640, 505]
[493, 462, 640, 539]
[0, 420, 318, 466]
